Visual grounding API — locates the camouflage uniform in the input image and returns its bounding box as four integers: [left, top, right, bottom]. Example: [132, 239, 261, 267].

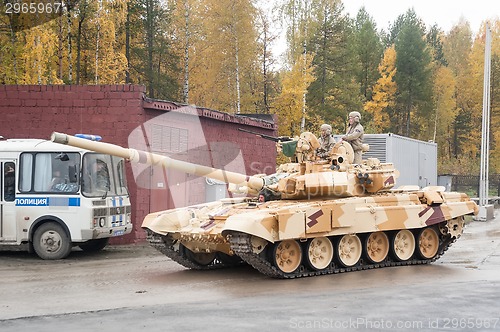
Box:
[317, 124, 335, 159]
[343, 112, 364, 164]
[317, 135, 336, 159]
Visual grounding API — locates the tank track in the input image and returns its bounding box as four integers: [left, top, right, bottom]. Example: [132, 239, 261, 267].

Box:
[146, 231, 242, 270]
[227, 224, 459, 279]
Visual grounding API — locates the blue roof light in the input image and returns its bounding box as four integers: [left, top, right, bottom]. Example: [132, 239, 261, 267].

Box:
[75, 134, 102, 141]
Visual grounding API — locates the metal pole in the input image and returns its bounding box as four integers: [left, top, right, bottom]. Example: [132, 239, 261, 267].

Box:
[479, 24, 492, 209]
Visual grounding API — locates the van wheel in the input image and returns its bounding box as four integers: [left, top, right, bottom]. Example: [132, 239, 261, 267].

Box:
[33, 222, 72, 260]
[79, 238, 109, 252]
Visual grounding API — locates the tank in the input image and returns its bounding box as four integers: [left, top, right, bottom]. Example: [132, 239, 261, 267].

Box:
[51, 131, 478, 278]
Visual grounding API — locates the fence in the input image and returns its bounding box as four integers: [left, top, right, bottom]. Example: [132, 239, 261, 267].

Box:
[444, 174, 500, 197]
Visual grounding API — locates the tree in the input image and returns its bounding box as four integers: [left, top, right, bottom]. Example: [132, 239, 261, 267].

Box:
[306, 0, 360, 132]
[255, 7, 280, 113]
[353, 7, 383, 101]
[0, 14, 22, 83]
[127, 0, 180, 99]
[443, 18, 472, 77]
[72, 0, 94, 84]
[364, 45, 396, 133]
[442, 19, 474, 160]
[181, 0, 191, 103]
[184, 0, 259, 113]
[279, 0, 312, 65]
[273, 54, 315, 137]
[432, 66, 457, 162]
[20, 25, 63, 84]
[93, 0, 128, 84]
[466, 22, 497, 164]
[393, 9, 433, 137]
[426, 24, 447, 66]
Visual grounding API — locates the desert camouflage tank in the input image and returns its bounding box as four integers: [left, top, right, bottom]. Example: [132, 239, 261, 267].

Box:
[51, 131, 478, 278]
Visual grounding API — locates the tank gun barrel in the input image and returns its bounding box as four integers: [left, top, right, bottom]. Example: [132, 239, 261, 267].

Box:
[50, 132, 265, 191]
[237, 128, 292, 142]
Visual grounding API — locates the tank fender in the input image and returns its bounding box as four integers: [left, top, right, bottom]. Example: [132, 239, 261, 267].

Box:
[142, 209, 193, 234]
[222, 211, 278, 243]
[420, 201, 478, 226]
[142, 201, 225, 234]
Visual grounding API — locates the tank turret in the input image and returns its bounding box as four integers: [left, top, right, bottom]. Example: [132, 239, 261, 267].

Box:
[51, 131, 478, 279]
[232, 130, 400, 199]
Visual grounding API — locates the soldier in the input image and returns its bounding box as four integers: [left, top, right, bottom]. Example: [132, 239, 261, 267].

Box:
[316, 123, 335, 160]
[342, 111, 364, 164]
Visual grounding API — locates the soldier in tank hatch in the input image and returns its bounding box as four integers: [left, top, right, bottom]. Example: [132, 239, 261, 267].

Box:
[316, 124, 336, 160]
[342, 111, 364, 164]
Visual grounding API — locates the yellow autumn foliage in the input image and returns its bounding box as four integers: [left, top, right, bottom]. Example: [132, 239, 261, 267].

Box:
[20, 25, 63, 84]
[364, 45, 396, 133]
[273, 54, 316, 137]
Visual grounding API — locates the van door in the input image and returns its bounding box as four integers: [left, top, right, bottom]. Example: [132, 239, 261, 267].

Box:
[1, 160, 17, 241]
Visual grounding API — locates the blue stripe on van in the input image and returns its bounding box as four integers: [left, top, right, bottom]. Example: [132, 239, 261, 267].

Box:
[15, 197, 81, 207]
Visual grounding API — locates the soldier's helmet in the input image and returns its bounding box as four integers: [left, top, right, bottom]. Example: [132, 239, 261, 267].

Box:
[349, 111, 361, 123]
[320, 124, 332, 135]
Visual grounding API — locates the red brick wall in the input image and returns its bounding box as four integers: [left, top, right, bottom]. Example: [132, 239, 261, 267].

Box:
[0, 85, 277, 245]
[0, 85, 146, 140]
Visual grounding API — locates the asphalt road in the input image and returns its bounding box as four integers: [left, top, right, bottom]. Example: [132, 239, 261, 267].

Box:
[1, 216, 500, 331]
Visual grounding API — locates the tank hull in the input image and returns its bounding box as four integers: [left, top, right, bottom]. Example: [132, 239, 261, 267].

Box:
[142, 189, 477, 278]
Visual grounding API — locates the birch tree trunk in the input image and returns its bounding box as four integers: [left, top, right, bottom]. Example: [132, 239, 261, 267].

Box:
[9, 21, 18, 83]
[125, 2, 130, 83]
[95, 0, 102, 84]
[235, 36, 241, 114]
[67, 2, 73, 83]
[183, 0, 190, 103]
[57, 15, 63, 80]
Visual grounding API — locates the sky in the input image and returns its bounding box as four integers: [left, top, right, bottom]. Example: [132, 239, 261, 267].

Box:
[342, 0, 499, 34]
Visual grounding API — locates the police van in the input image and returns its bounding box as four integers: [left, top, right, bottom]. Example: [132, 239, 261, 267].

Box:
[0, 135, 132, 259]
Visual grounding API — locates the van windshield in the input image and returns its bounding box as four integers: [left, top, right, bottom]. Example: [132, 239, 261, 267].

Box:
[82, 153, 128, 197]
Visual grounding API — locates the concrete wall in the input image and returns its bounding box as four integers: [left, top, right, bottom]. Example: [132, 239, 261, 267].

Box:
[0, 85, 277, 244]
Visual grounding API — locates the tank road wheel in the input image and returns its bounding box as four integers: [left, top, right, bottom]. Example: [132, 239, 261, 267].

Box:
[306, 237, 334, 270]
[273, 240, 303, 274]
[336, 234, 362, 267]
[181, 245, 216, 266]
[33, 222, 72, 260]
[365, 232, 389, 263]
[391, 230, 415, 261]
[417, 227, 439, 259]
